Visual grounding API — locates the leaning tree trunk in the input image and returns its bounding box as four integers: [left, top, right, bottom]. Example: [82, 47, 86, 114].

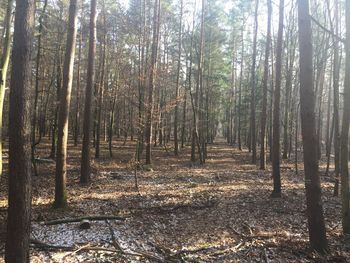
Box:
[5, 0, 34, 261]
[81, 0, 97, 184]
[54, 0, 78, 208]
[297, 0, 329, 253]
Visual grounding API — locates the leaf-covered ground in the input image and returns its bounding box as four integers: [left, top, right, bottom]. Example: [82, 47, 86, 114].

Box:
[0, 138, 349, 262]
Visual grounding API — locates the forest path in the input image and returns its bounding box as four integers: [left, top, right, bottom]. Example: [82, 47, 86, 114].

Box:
[0, 139, 348, 262]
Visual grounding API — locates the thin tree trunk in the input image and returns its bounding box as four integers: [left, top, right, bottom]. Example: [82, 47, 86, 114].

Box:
[74, 29, 82, 147]
[271, 0, 284, 197]
[95, 29, 106, 159]
[238, 24, 244, 151]
[250, 0, 258, 164]
[333, 0, 341, 196]
[54, 0, 78, 208]
[259, 0, 271, 169]
[174, 0, 183, 156]
[31, 0, 48, 176]
[145, 0, 160, 165]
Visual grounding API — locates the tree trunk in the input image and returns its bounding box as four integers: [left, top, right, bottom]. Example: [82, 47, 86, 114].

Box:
[0, 0, 13, 178]
[145, 0, 160, 165]
[173, 0, 183, 156]
[74, 29, 82, 147]
[54, 0, 78, 208]
[333, 0, 341, 196]
[5, 0, 34, 261]
[271, 0, 284, 197]
[341, 0, 350, 234]
[80, 0, 97, 184]
[250, 0, 258, 164]
[238, 24, 244, 151]
[259, 0, 271, 170]
[297, 0, 329, 253]
[31, 0, 48, 177]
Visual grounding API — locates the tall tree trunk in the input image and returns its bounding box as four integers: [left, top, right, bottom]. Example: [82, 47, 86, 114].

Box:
[74, 29, 82, 147]
[181, 58, 188, 149]
[191, 0, 205, 164]
[250, 0, 258, 164]
[238, 24, 244, 151]
[80, 0, 97, 184]
[95, 27, 106, 159]
[54, 0, 78, 208]
[333, 0, 341, 196]
[259, 0, 271, 170]
[173, 0, 183, 156]
[297, 0, 329, 253]
[5, 0, 34, 260]
[31, 0, 48, 176]
[271, 0, 284, 197]
[145, 0, 160, 165]
[341, 0, 350, 234]
[0, 0, 13, 178]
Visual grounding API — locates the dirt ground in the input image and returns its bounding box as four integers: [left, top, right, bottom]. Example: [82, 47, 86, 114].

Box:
[0, 137, 349, 262]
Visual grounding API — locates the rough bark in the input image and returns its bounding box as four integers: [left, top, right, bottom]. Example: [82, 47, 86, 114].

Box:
[81, 0, 97, 184]
[297, 0, 329, 253]
[5, 0, 34, 261]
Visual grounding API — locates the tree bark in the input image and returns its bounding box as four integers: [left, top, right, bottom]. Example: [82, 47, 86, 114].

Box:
[271, 0, 284, 197]
[173, 0, 183, 156]
[81, 0, 97, 184]
[341, 0, 350, 234]
[54, 0, 78, 208]
[297, 0, 329, 253]
[5, 0, 34, 261]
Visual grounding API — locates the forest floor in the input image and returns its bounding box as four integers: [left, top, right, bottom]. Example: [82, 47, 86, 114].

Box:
[0, 137, 349, 262]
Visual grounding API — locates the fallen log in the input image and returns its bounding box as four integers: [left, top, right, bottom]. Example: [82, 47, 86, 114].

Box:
[42, 215, 126, 225]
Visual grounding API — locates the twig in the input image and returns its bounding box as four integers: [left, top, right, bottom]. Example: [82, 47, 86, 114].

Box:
[310, 16, 345, 44]
[30, 238, 74, 250]
[43, 215, 126, 225]
[61, 244, 91, 260]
